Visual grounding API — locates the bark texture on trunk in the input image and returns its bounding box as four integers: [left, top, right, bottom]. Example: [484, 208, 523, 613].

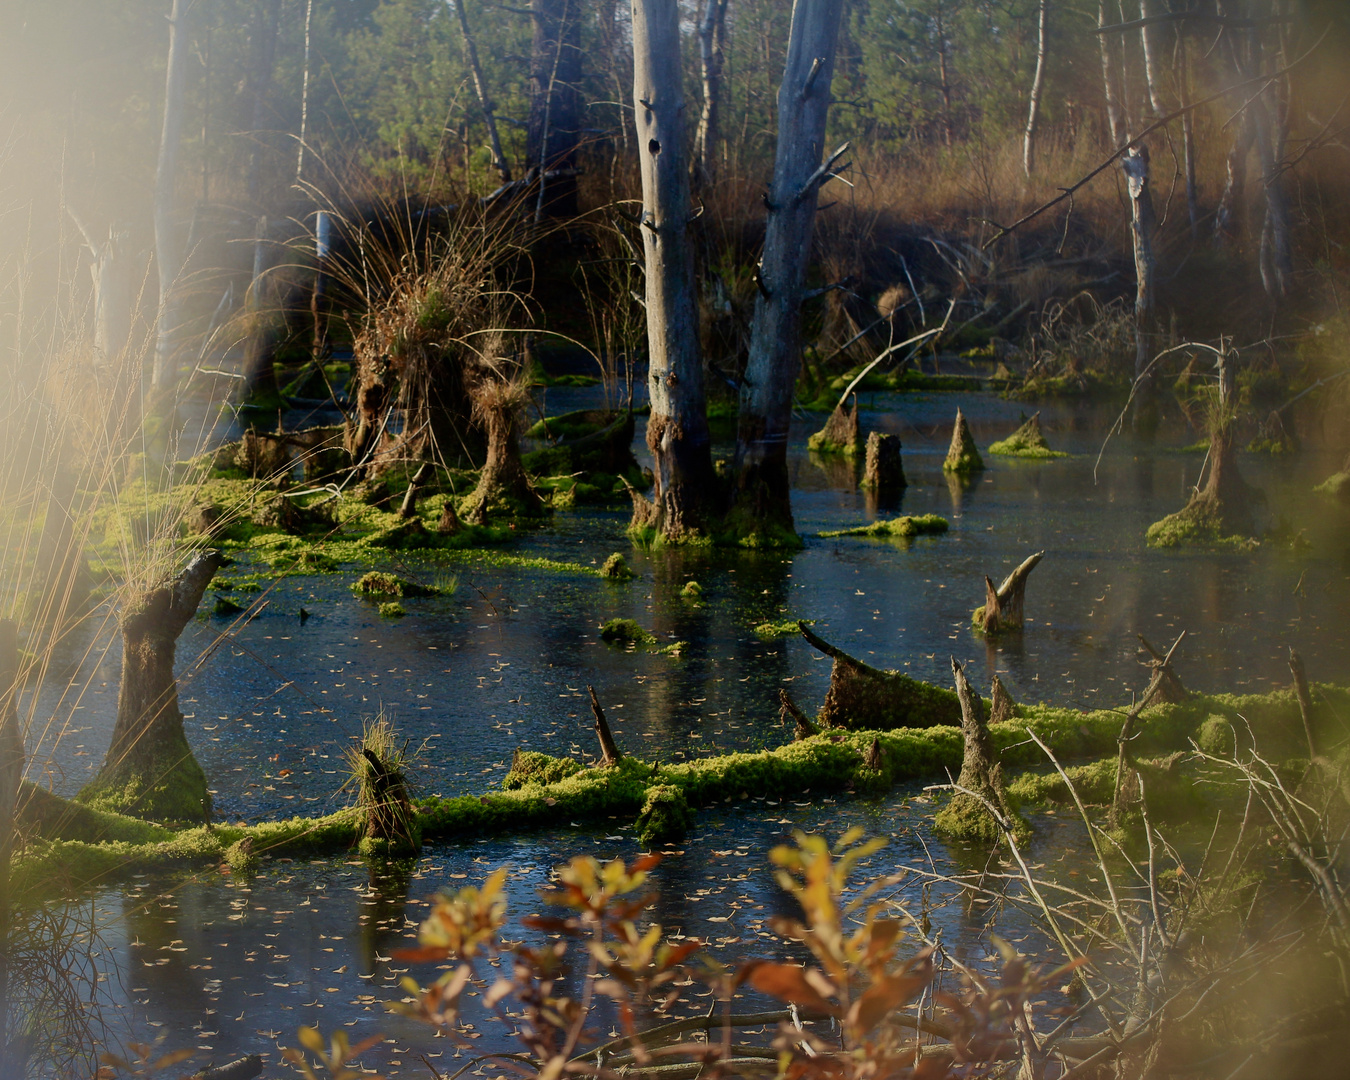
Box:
[80, 550, 223, 821]
[152, 0, 191, 389]
[629, 0, 716, 543]
[1022, 0, 1049, 176]
[527, 0, 581, 218]
[694, 0, 731, 189]
[730, 0, 846, 545]
[800, 623, 961, 730]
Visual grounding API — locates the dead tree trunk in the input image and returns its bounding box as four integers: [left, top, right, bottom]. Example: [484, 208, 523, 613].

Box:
[1137, 0, 1167, 118]
[1289, 648, 1317, 759]
[588, 685, 622, 766]
[151, 0, 191, 390]
[1123, 146, 1158, 431]
[1111, 631, 1185, 826]
[974, 551, 1044, 634]
[453, 0, 512, 184]
[861, 432, 905, 494]
[68, 209, 131, 366]
[694, 0, 731, 189]
[242, 215, 281, 402]
[80, 550, 223, 821]
[628, 0, 717, 542]
[799, 622, 961, 729]
[1214, 113, 1253, 247]
[1022, 0, 1050, 177]
[1098, 1, 1127, 148]
[933, 659, 1019, 843]
[0, 621, 21, 1080]
[1177, 33, 1200, 237]
[527, 0, 581, 218]
[730, 0, 847, 543]
[399, 462, 434, 519]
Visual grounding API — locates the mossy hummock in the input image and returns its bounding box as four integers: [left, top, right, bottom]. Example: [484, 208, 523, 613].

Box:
[819, 515, 948, 540]
[987, 413, 1067, 459]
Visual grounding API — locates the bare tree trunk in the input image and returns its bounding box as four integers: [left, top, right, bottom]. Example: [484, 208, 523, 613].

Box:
[731, 0, 846, 544]
[242, 215, 281, 401]
[1177, 33, 1200, 237]
[936, 1, 953, 147]
[68, 208, 131, 365]
[1022, 0, 1050, 177]
[1253, 93, 1292, 299]
[588, 685, 622, 766]
[151, 0, 191, 390]
[1137, 0, 1167, 117]
[527, 0, 581, 218]
[1123, 146, 1158, 429]
[296, 0, 314, 182]
[0, 621, 21, 1080]
[453, 0, 512, 183]
[81, 550, 222, 822]
[1214, 111, 1253, 246]
[1098, 1, 1127, 147]
[694, 0, 731, 189]
[245, 0, 282, 203]
[628, 0, 717, 542]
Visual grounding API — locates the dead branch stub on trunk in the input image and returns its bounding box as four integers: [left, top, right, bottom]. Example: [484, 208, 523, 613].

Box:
[1289, 648, 1317, 759]
[779, 689, 819, 741]
[799, 622, 961, 730]
[973, 551, 1044, 634]
[588, 685, 622, 767]
[1111, 630, 1186, 827]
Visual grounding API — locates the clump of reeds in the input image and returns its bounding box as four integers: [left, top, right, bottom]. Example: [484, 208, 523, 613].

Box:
[343, 713, 420, 857]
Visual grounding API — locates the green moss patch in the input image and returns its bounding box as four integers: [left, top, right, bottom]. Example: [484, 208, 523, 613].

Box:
[1145, 501, 1259, 550]
[635, 785, 693, 847]
[600, 552, 635, 580]
[502, 750, 584, 790]
[754, 618, 813, 639]
[988, 414, 1068, 459]
[352, 571, 436, 598]
[378, 601, 406, 618]
[819, 514, 949, 540]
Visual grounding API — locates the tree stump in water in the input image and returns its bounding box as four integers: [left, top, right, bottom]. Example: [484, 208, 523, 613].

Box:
[989, 674, 1016, 724]
[80, 550, 223, 821]
[808, 395, 862, 456]
[438, 498, 462, 535]
[933, 659, 1024, 843]
[943, 407, 984, 474]
[972, 551, 1044, 634]
[798, 622, 961, 729]
[359, 746, 418, 853]
[860, 432, 905, 493]
[1137, 634, 1187, 704]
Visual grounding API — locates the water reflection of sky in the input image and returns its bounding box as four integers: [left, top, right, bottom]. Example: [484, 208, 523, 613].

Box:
[30, 388, 1348, 1068]
[85, 793, 1089, 1072]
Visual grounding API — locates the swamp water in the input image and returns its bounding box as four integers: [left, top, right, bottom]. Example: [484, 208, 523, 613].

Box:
[25, 390, 1350, 1069]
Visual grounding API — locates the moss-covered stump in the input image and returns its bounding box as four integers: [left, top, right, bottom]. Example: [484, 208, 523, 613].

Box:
[807, 397, 862, 456]
[1147, 426, 1260, 548]
[987, 413, 1067, 459]
[635, 785, 693, 847]
[932, 659, 1028, 844]
[78, 550, 222, 822]
[800, 622, 962, 729]
[502, 749, 583, 790]
[860, 431, 906, 493]
[820, 514, 948, 540]
[943, 408, 984, 474]
[352, 571, 436, 598]
[599, 618, 685, 655]
[600, 552, 635, 580]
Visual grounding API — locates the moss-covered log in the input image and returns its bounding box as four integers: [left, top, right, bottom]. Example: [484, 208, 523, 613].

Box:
[78, 550, 223, 822]
[799, 622, 962, 729]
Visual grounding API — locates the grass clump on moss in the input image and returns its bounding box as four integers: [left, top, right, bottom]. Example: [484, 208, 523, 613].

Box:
[502, 750, 584, 789]
[353, 571, 435, 598]
[819, 514, 949, 540]
[680, 581, 703, 600]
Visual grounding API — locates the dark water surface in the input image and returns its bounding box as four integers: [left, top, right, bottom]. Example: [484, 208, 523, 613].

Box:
[24, 390, 1350, 1069]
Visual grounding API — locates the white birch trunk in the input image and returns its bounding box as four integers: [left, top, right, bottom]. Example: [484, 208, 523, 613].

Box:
[1022, 0, 1049, 177]
[730, 0, 845, 542]
[1138, 0, 1167, 117]
[152, 0, 190, 390]
[1098, 1, 1126, 147]
[1123, 146, 1158, 426]
[695, 0, 730, 188]
[629, 0, 715, 540]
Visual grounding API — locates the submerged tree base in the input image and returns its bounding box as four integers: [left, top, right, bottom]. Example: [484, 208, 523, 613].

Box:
[1145, 496, 1259, 550]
